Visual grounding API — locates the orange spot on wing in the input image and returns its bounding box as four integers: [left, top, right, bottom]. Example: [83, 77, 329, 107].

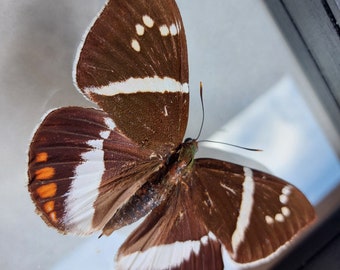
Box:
[49, 211, 58, 223]
[36, 152, 48, 162]
[35, 167, 55, 180]
[36, 183, 57, 198]
[43, 201, 55, 213]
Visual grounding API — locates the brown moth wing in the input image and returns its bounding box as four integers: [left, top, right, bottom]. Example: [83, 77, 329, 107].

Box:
[28, 107, 164, 235]
[74, 0, 189, 154]
[192, 158, 316, 264]
[116, 178, 224, 270]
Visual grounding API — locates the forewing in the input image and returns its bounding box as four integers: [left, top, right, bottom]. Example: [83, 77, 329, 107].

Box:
[74, 0, 189, 153]
[192, 158, 316, 266]
[28, 107, 162, 235]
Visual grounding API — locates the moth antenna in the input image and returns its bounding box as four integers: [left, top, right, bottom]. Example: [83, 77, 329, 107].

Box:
[195, 82, 260, 152]
[195, 81, 205, 140]
[198, 139, 262, 152]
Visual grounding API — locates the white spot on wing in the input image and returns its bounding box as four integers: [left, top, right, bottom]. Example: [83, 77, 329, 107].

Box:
[281, 206, 291, 217]
[279, 194, 289, 204]
[169, 23, 178, 36]
[275, 213, 285, 222]
[104, 117, 115, 130]
[163, 105, 168, 116]
[131, 39, 140, 52]
[84, 76, 188, 95]
[135, 24, 145, 36]
[100, 118, 114, 138]
[142, 15, 154, 28]
[231, 167, 254, 255]
[159, 25, 170, 36]
[265, 215, 274, 225]
[99, 130, 110, 139]
[282, 185, 292, 195]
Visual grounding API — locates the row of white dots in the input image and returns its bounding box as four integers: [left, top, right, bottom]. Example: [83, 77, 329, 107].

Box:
[159, 24, 178, 36]
[131, 14, 179, 52]
[265, 206, 291, 225]
[265, 185, 292, 225]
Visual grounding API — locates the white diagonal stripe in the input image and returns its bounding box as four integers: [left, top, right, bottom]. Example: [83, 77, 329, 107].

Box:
[84, 76, 189, 96]
[116, 232, 216, 270]
[221, 239, 290, 270]
[63, 119, 114, 234]
[231, 167, 255, 254]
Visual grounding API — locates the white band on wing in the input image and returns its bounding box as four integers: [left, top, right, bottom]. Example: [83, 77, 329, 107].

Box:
[84, 76, 189, 96]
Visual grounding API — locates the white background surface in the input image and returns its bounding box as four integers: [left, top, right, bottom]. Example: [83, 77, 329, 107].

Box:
[1, 0, 339, 269]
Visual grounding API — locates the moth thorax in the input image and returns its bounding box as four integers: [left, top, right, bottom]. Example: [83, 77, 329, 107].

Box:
[178, 138, 198, 166]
